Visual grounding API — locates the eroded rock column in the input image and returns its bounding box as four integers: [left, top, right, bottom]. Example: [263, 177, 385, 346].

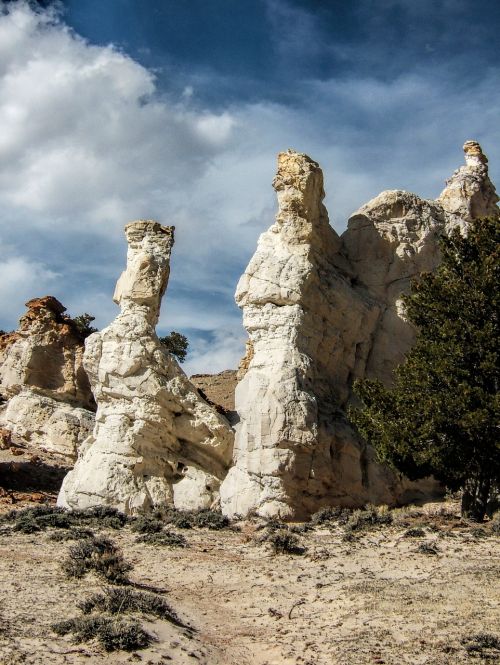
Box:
[58, 221, 233, 514]
[220, 152, 396, 519]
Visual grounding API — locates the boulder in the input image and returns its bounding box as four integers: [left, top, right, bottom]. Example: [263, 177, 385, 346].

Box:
[1, 391, 94, 459]
[58, 220, 234, 514]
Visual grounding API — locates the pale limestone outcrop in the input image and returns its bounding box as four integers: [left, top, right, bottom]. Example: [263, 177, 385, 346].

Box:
[221, 142, 498, 519]
[58, 221, 234, 514]
[1, 391, 94, 459]
[0, 297, 95, 458]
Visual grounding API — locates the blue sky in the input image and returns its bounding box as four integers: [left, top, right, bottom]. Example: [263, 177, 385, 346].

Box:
[0, 0, 499, 373]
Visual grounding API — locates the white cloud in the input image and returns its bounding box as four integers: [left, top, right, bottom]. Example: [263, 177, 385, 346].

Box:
[182, 326, 246, 376]
[0, 0, 499, 375]
[0, 1, 235, 232]
[0, 249, 59, 326]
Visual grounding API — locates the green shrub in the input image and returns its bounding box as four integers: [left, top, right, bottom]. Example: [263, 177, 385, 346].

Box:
[158, 331, 189, 363]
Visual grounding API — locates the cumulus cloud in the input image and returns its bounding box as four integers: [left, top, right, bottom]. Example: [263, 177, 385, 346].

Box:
[0, 247, 59, 325]
[0, 0, 498, 374]
[0, 2, 235, 232]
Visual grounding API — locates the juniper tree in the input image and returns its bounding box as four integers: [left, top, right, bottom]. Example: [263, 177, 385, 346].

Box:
[350, 217, 499, 521]
[159, 331, 189, 363]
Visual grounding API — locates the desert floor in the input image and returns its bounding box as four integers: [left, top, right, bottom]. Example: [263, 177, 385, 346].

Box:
[0, 447, 499, 665]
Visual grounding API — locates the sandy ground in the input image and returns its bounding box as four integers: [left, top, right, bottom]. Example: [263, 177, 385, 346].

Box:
[0, 499, 499, 665]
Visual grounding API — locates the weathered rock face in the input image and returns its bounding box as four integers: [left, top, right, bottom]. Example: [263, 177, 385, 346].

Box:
[58, 221, 234, 514]
[0, 297, 95, 458]
[0, 296, 94, 409]
[1, 391, 94, 459]
[221, 142, 498, 519]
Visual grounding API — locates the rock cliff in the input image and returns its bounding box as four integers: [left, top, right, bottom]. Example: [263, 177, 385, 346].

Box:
[0, 297, 95, 458]
[220, 142, 498, 519]
[58, 221, 234, 514]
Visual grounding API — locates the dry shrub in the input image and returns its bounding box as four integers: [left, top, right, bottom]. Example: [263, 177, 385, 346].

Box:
[135, 531, 187, 547]
[62, 536, 132, 583]
[52, 615, 152, 652]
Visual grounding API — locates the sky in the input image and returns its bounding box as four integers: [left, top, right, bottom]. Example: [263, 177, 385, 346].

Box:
[0, 0, 499, 374]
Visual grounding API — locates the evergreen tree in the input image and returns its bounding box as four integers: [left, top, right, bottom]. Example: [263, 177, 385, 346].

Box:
[159, 331, 189, 363]
[72, 313, 98, 339]
[350, 217, 499, 520]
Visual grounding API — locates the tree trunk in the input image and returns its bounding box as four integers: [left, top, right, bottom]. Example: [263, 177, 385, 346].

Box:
[461, 476, 491, 521]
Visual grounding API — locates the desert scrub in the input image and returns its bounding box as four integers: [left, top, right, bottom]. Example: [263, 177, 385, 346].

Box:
[49, 527, 95, 542]
[62, 536, 132, 583]
[344, 506, 392, 535]
[403, 527, 426, 538]
[130, 515, 163, 534]
[1, 505, 68, 533]
[77, 587, 187, 628]
[310, 506, 351, 527]
[461, 632, 500, 659]
[72, 506, 128, 530]
[0, 505, 127, 533]
[265, 529, 306, 555]
[52, 615, 152, 652]
[415, 541, 439, 555]
[135, 531, 187, 547]
[165, 508, 231, 530]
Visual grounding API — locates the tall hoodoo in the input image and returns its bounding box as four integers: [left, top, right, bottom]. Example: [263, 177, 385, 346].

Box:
[438, 140, 499, 222]
[58, 220, 234, 514]
[221, 142, 498, 519]
[220, 152, 401, 519]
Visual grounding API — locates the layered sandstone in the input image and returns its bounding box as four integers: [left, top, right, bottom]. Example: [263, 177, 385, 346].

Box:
[221, 142, 498, 519]
[58, 221, 234, 514]
[0, 296, 93, 408]
[0, 297, 95, 459]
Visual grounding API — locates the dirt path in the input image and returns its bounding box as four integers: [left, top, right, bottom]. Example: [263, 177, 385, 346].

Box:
[0, 504, 499, 664]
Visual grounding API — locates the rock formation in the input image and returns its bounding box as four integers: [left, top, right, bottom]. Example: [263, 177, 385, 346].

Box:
[0, 297, 95, 458]
[0, 296, 93, 408]
[220, 141, 498, 519]
[58, 221, 234, 514]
